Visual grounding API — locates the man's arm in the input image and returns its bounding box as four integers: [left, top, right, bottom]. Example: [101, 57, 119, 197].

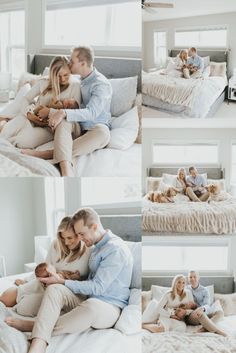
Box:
[65, 84, 111, 123]
[200, 288, 211, 314]
[65, 249, 131, 296]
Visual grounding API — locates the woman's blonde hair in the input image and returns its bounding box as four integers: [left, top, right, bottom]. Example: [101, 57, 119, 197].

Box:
[42, 56, 70, 98]
[179, 50, 188, 62]
[178, 167, 187, 182]
[55, 216, 86, 263]
[170, 274, 186, 300]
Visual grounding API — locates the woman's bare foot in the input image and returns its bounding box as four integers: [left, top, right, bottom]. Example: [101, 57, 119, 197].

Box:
[21, 149, 53, 160]
[59, 160, 75, 177]
[142, 323, 165, 333]
[28, 338, 47, 353]
[5, 317, 34, 332]
[196, 326, 207, 333]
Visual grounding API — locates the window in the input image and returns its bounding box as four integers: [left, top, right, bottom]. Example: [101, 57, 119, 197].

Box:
[142, 239, 229, 274]
[231, 143, 236, 184]
[154, 31, 167, 68]
[0, 10, 25, 79]
[44, 1, 141, 49]
[81, 177, 141, 207]
[153, 142, 219, 165]
[175, 27, 227, 48]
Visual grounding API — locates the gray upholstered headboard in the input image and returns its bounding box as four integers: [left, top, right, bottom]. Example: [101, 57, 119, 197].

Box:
[148, 166, 224, 180]
[142, 276, 235, 294]
[27, 54, 142, 91]
[100, 214, 141, 242]
[169, 49, 228, 64]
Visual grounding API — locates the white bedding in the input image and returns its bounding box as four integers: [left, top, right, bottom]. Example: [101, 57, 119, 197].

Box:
[0, 274, 141, 353]
[142, 197, 236, 235]
[142, 71, 226, 118]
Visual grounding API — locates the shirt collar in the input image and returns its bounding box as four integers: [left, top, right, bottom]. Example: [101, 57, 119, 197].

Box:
[95, 230, 111, 249]
[81, 68, 97, 84]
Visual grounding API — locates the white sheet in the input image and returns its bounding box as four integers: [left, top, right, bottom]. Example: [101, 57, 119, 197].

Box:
[142, 71, 227, 118]
[0, 274, 141, 353]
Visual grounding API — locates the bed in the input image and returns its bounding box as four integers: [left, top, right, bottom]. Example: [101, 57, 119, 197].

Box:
[142, 50, 228, 118]
[142, 166, 236, 235]
[0, 215, 142, 353]
[142, 276, 236, 353]
[0, 55, 142, 177]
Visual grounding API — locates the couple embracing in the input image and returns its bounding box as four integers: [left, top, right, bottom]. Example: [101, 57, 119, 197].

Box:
[176, 47, 204, 79]
[143, 271, 226, 336]
[0, 208, 133, 353]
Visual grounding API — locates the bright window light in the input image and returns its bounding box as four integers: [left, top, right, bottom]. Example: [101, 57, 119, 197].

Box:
[231, 144, 236, 184]
[153, 143, 219, 164]
[0, 10, 25, 79]
[175, 28, 227, 48]
[142, 245, 228, 272]
[45, 1, 141, 48]
[81, 177, 141, 206]
[154, 31, 167, 68]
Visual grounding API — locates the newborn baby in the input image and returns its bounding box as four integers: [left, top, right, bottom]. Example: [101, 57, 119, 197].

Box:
[173, 307, 193, 320]
[27, 98, 79, 127]
[35, 262, 81, 285]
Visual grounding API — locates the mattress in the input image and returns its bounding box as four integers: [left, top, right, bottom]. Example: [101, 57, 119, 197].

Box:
[0, 274, 141, 353]
[142, 72, 227, 118]
[142, 197, 236, 235]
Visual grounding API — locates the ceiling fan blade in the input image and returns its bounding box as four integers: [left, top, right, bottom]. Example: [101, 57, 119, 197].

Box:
[144, 2, 174, 8]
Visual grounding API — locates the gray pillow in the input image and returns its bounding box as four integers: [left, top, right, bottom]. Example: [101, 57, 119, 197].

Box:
[126, 241, 141, 289]
[110, 76, 138, 117]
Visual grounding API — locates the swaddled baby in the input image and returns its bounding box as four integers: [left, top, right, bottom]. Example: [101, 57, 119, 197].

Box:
[35, 262, 81, 284]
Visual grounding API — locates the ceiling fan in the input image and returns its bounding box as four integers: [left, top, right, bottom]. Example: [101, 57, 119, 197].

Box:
[142, 0, 174, 9]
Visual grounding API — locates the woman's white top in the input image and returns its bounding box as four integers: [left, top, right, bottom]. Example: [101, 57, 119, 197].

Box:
[173, 177, 186, 194]
[20, 77, 81, 116]
[46, 239, 92, 277]
[157, 290, 194, 316]
[175, 55, 187, 70]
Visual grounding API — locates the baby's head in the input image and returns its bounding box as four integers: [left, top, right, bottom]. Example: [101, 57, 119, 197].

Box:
[35, 263, 55, 278]
[175, 307, 187, 320]
[62, 99, 79, 109]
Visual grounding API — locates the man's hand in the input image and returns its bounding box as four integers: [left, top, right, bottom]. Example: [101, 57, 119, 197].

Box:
[191, 308, 204, 319]
[37, 107, 50, 120]
[48, 109, 66, 131]
[39, 272, 65, 286]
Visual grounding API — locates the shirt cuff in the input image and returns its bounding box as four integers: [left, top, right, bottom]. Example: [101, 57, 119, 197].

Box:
[64, 279, 78, 292]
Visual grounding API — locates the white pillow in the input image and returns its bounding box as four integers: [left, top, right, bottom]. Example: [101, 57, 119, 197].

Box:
[110, 76, 138, 117]
[142, 298, 160, 324]
[162, 173, 176, 186]
[210, 62, 227, 77]
[115, 304, 141, 334]
[158, 181, 172, 192]
[126, 241, 141, 289]
[166, 58, 176, 72]
[206, 285, 214, 305]
[108, 106, 139, 150]
[151, 285, 170, 301]
[207, 179, 226, 191]
[129, 288, 141, 306]
[0, 83, 31, 117]
[0, 321, 29, 353]
[203, 65, 211, 78]
[202, 56, 210, 68]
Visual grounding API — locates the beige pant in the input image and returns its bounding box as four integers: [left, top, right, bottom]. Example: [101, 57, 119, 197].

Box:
[53, 120, 110, 163]
[183, 68, 202, 79]
[0, 114, 53, 148]
[186, 187, 210, 202]
[31, 284, 121, 344]
[185, 310, 224, 334]
[16, 279, 45, 317]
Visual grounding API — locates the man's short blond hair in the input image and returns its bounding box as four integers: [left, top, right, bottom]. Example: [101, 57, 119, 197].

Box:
[71, 207, 100, 228]
[73, 46, 94, 67]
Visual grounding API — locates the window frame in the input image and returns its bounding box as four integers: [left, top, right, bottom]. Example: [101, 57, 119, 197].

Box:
[231, 140, 236, 185]
[152, 139, 220, 166]
[174, 25, 229, 50]
[142, 235, 232, 277]
[153, 29, 167, 68]
[41, 0, 141, 53]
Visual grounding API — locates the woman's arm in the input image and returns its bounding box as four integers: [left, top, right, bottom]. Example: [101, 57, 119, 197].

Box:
[20, 80, 46, 116]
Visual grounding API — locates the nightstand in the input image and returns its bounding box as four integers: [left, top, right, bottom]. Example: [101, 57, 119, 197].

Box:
[228, 77, 236, 103]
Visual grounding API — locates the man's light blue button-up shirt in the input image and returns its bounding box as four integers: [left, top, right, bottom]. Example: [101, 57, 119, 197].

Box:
[65, 68, 112, 130]
[187, 284, 211, 314]
[65, 230, 133, 309]
[187, 55, 204, 72]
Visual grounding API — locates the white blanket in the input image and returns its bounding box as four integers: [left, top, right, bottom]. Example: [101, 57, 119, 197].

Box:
[142, 197, 236, 234]
[142, 332, 236, 353]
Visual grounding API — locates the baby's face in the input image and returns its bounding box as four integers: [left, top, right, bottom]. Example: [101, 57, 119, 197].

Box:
[35, 263, 55, 278]
[175, 308, 186, 319]
[62, 99, 78, 109]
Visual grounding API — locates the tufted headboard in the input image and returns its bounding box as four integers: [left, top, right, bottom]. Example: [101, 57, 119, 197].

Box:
[100, 214, 141, 242]
[27, 54, 142, 92]
[147, 166, 224, 180]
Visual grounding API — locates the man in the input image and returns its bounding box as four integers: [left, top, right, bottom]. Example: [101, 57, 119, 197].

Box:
[186, 270, 226, 336]
[49, 46, 112, 176]
[6, 208, 133, 353]
[186, 166, 209, 202]
[183, 47, 204, 79]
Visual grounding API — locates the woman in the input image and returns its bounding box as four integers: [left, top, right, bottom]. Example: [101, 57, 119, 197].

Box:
[142, 275, 193, 333]
[0, 56, 80, 150]
[173, 168, 189, 194]
[0, 216, 91, 317]
[175, 50, 188, 71]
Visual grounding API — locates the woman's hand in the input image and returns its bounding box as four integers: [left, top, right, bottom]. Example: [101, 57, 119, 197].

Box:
[48, 110, 66, 131]
[39, 272, 65, 286]
[37, 107, 50, 120]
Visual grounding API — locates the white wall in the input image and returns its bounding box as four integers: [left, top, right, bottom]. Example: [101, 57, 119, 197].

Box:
[142, 127, 236, 192]
[143, 11, 236, 75]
